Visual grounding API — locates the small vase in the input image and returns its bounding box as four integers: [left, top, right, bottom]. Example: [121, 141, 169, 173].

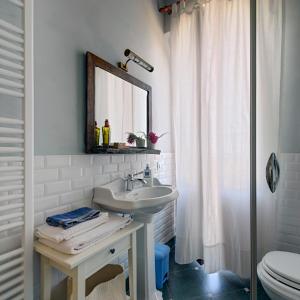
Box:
[136, 139, 145, 148]
[147, 141, 155, 149]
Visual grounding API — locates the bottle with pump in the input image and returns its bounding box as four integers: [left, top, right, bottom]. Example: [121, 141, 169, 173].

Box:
[102, 119, 110, 148]
[143, 164, 153, 186]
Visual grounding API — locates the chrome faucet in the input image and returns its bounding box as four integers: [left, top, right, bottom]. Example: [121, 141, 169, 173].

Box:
[125, 171, 147, 191]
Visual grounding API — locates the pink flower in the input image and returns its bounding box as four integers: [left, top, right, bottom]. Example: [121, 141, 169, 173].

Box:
[148, 131, 159, 144]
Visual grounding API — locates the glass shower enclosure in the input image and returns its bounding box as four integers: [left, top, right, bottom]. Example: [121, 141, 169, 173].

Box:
[252, 0, 300, 299]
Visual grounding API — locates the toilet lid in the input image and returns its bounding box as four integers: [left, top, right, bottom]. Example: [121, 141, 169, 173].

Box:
[262, 251, 300, 289]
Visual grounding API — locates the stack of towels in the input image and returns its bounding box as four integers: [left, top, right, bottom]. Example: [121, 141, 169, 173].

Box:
[36, 207, 132, 254]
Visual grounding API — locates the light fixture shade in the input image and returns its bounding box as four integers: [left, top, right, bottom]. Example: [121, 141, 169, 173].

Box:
[124, 49, 154, 72]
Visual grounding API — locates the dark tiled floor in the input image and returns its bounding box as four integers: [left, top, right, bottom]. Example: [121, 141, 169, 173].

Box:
[160, 242, 271, 300]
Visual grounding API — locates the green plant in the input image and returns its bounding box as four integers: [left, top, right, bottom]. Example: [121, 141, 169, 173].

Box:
[127, 132, 145, 144]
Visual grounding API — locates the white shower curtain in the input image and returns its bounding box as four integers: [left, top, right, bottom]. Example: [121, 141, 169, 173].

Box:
[171, 0, 282, 277]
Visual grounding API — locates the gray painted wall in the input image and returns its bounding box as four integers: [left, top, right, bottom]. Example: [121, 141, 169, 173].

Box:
[34, 0, 172, 154]
[279, 0, 300, 152]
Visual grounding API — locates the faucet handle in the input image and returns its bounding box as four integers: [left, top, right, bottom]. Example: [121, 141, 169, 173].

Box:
[123, 171, 143, 183]
[132, 170, 143, 177]
[127, 173, 134, 180]
[125, 173, 136, 180]
[125, 171, 142, 180]
[122, 174, 132, 181]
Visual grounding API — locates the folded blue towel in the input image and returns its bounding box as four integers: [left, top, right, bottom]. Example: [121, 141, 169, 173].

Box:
[46, 207, 100, 229]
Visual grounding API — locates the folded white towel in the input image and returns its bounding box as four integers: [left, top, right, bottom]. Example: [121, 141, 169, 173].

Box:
[36, 212, 109, 243]
[38, 215, 132, 254]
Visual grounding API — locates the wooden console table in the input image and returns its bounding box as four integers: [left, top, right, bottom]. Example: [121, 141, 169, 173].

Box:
[35, 222, 143, 300]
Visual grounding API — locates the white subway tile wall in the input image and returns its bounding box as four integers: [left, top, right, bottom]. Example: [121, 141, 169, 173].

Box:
[33, 153, 175, 297]
[277, 153, 300, 253]
[34, 153, 176, 241]
[33, 152, 300, 296]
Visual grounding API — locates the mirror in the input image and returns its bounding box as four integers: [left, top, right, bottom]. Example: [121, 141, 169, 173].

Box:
[86, 52, 152, 153]
[95, 67, 147, 144]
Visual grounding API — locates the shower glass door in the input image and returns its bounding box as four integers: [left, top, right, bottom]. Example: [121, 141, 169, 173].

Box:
[255, 0, 300, 299]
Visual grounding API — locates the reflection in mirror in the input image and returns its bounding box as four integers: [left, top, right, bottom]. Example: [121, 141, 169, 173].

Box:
[94, 67, 147, 145]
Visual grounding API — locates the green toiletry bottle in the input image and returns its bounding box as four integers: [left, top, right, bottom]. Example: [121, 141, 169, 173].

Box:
[95, 121, 100, 146]
[102, 119, 110, 148]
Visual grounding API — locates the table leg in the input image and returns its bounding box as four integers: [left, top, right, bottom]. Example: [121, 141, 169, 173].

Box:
[40, 256, 52, 300]
[71, 266, 85, 300]
[128, 232, 137, 300]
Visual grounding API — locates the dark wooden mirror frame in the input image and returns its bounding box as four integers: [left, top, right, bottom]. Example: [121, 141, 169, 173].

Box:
[86, 51, 152, 153]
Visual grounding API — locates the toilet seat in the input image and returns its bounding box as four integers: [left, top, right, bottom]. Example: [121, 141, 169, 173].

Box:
[258, 262, 300, 300]
[258, 251, 300, 300]
[262, 251, 300, 290]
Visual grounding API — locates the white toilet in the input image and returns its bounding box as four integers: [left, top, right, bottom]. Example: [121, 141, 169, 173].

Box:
[257, 251, 300, 300]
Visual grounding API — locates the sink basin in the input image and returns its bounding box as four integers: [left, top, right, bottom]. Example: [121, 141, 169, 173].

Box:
[126, 186, 173, 200]
[94, 177, 178, 300]
[93, 178, 178, 215]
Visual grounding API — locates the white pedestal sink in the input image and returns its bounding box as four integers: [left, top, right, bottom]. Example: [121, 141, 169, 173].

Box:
[93, 178, 178, 300]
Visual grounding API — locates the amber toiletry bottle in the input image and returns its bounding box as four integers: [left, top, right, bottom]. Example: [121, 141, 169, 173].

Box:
[95, 121, 100, 146]
[102, 119, 110, 148]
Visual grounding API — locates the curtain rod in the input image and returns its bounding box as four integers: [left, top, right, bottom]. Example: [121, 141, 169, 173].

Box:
[159, 0, 212, 14]
[159, 0, 232, 15]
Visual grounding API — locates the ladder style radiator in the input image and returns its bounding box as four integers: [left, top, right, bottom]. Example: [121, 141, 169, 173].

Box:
[0, 0, 34, 299]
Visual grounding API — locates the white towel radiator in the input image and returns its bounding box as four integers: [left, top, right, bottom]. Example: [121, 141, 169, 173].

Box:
[0, 0, 34, 299]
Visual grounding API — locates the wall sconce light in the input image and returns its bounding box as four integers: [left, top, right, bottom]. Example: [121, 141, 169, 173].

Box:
[118, 49, 154, 72]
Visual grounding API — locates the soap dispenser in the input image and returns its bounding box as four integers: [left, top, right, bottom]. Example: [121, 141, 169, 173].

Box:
[143, 164, 153, 186]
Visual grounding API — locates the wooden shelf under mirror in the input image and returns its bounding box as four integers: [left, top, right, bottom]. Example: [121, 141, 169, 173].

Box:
[92, 146, 161, 155]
